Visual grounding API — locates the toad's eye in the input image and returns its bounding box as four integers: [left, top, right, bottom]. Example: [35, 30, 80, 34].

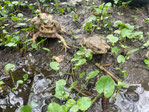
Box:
[38, 14, 40, 18]
[41, 26, 44, 30]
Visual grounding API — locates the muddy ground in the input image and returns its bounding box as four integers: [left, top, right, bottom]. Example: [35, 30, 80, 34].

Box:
[0, 0, 149, 112]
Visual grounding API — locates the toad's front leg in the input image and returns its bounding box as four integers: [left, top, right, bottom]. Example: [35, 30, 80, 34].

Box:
[55, 33, 69, 51]
[32, 32, 40, 43]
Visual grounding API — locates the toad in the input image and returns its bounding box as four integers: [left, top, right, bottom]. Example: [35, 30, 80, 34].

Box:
[80, 35, 110, 54]
[31, 13, 69, 51]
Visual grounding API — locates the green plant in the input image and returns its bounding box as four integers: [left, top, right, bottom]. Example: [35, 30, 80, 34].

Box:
[50, 61, 60, 71]
[72, 13, 80, 23]
[144, 51, 149, 69]
[83, 3, 112, 32]
[4, 63, 15, 85]
[71, 47, 93, 69]
[47, 71, 128, 112]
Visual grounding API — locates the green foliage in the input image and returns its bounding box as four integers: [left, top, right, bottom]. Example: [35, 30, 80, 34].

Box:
[86, 70, 99, 80]
[0, 81, 5, 86]
[20, 105, 32, 112]
[117, 55, 125, 63]
[54, 79, 69, 99]
[17, 80, 23, 84]
[117, 81, 129, 88]
[23, 74, 28, 81]
[106, 34, 118, 45]
[77, 97, 91, 111]
[96, 75, 115, 98]
[71, 47, 92, 69]
[48, 103, 63, 112]
[83, 3, 112, 32]
[50, 62, 60, 71]
[4, 63, 15, 72]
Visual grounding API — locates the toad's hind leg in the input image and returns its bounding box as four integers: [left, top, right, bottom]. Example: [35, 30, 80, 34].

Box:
[55, 33, 69, 51]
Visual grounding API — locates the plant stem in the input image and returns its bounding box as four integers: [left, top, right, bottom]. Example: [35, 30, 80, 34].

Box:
[91, 93, 101, 104]
[76, 80, 89, 99]
[113, 87, 121, 102]
[10, 71, 15, 86]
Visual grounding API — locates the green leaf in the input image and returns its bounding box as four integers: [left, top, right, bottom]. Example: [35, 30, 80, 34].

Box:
[0, 81, 5, 85]
[66, 99, 76, 108]
[59, 8, 64, 13]
[117, 55, 125, 63]
[61, 105, 68, 112]
[77, 97, 92, 111]
[56, 79, 66, 86]
[96, 75, 115, 98]
[23, 74, 28, 81]
[86, 70, 99, 80]
[85, 50, 93, 60]
[127, 48, 139, 55]
[113, 20, 123, 27]
[50, 62, 60, 71]
[69, 105, 79, 112]
[88, 15, 96, 22]
[121, 28, 131, 38]
[42, 47, 50, 52]
[17, 13, 24, 18]
[144, 59, 149, 65]
[76, 50, 84, 56]
[11, 16, 20, 21]
[112, 46, 120, 54]
[106, 34, 118, 44]
[5, 43, 17, 47]
[79, 72, 85, 78]
[20, 105, 31, 112]
[117, 81, 129, 88]
[143, 40, 149, 47]
[72, 14, 78, 19]
[4, 63, 15, 72]
[55, 80, 68, 99]
[48, 102, 61, 112]
[17, 80, 23, 84]
[75, 59, 86, 67]
[68, 81, 77, 91]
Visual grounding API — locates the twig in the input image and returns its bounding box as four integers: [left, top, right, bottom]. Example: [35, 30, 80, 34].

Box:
[95, 63, 119, 83]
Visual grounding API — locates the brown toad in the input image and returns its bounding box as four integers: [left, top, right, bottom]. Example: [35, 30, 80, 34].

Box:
[80, 35, 110, 54]
[31, 13, 69, 50]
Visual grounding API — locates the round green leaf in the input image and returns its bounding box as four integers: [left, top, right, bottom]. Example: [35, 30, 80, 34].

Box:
[106, 34, 118, 44]
[48, 102, 61, 112]
[96, 75, 115, 98]
[56, 79, 66, 86]
[117, 55, 125, 63]
[69, 105, 79, 112]
[4, 63, 15, 72]
[66, 99, 76, 108]
[77, 97, 92, 111]
[50, 62, 60, 71]
[61, 105, 68, 112]
[17, 80, 23, 84]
